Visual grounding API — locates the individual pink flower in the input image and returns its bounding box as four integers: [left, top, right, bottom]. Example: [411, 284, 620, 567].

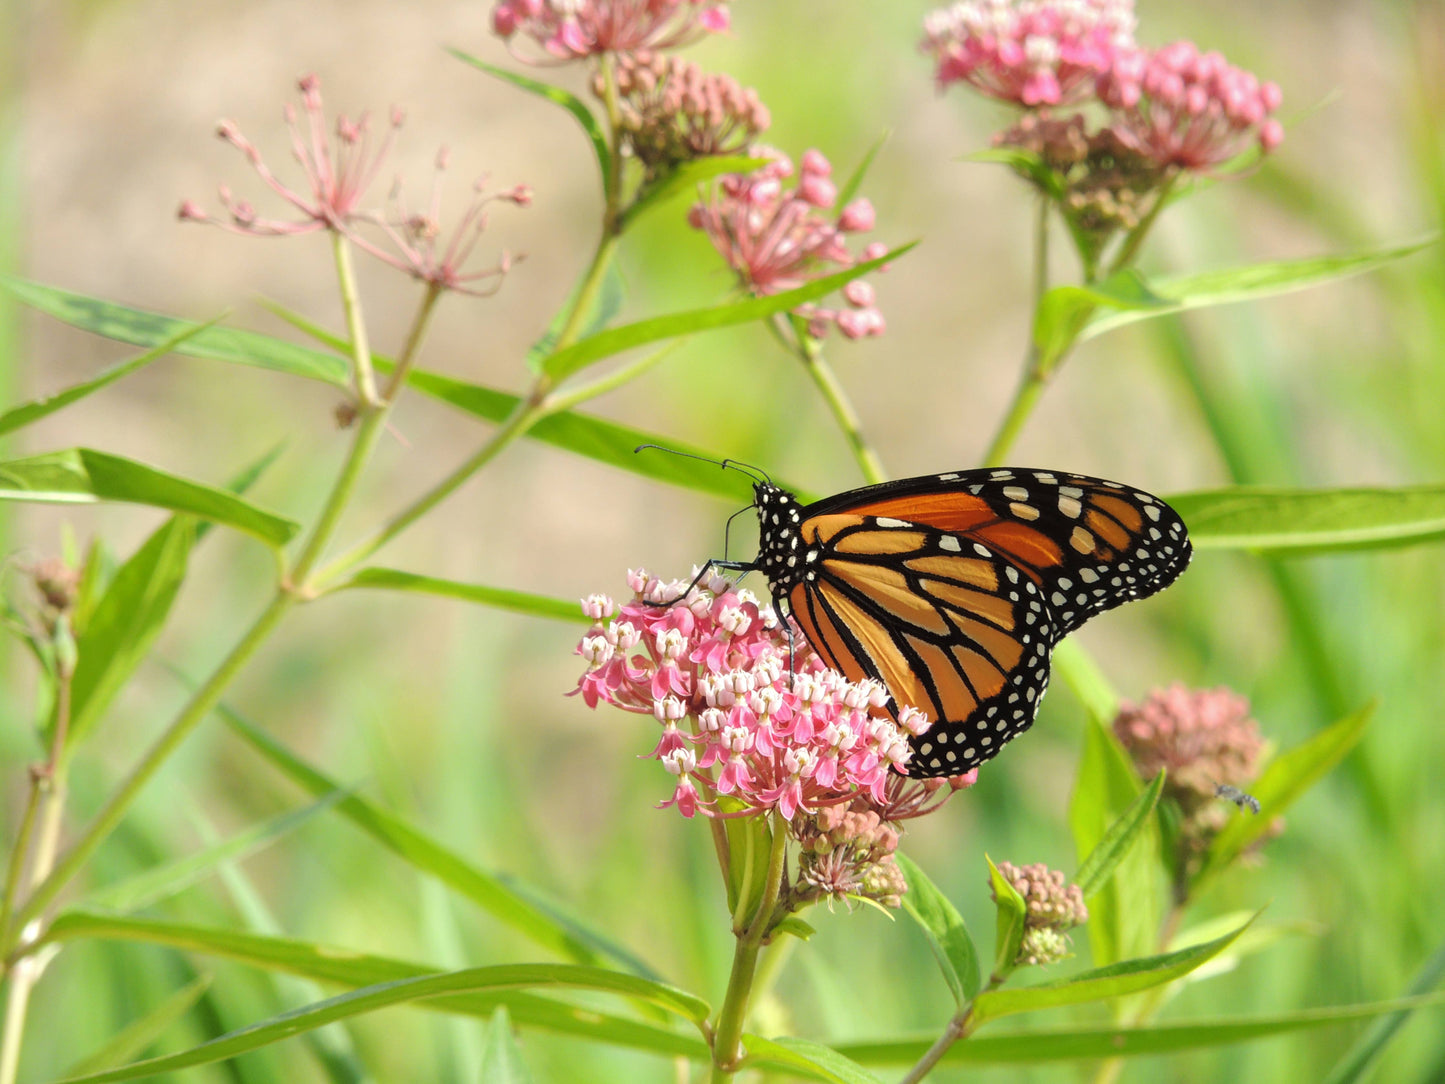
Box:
[492, 0, 730, 62]
[688, 150, 889, 340]
[179, 74, 401, 237]
[1096, 41, 1283, 170]
[601, 51, 770, 180]
[921, 0, 1137, 106]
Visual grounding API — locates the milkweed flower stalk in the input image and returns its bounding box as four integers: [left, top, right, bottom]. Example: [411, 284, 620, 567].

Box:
[991, 861, 1088, 967]
[491, 0, 730, 62]
[573, 569, 975, 912]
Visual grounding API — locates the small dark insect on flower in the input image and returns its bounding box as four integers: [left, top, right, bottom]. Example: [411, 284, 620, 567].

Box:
[1215, 783, 1261, 815]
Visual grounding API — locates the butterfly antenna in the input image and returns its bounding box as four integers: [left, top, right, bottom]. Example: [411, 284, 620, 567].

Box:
[633, 444, 771, 485]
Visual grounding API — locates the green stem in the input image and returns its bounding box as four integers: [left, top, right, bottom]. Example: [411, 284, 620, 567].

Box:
[596, 54, 626, 226]
[709, 817, 789, 1080]
[1105, 172, 1178, 279]
[979, 196, 1052, 468]
[380, 283, 444, 404]
[898, 1005, 975, 1084]
[334, 235, 379, 407]
[545, 338, 689, 413]
[770, 317, 886, 485]
[0, 785, 39, 959]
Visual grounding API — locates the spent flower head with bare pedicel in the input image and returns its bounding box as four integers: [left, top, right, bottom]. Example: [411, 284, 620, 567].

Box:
[689, 150, 889, 340]
[573, 569, 976, 909]
[179, 75, 530, 296]
[991, 860, 1088, 966]
[599, 51, 770, 181]
[492, 0, 730, 62]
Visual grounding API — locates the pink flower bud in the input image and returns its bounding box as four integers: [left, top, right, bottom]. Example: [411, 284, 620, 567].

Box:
[838, 198, 875, 232]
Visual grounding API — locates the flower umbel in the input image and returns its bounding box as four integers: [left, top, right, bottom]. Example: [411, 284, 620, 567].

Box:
[1097, 41, 1283, 170]
[991, 861, 1088, 966]
[689, 150, 889, 339]
[600, 51, 770, 181]
[492, 0, 730, 62]
[178, 74, 401, 237]
[921, 0, 1137, 106]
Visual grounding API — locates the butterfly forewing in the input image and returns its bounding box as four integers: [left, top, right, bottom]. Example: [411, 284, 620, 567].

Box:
[751, 467, 1191, 779]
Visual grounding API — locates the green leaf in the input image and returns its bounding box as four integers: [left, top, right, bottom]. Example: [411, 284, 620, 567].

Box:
[896, 852, 980, 1005]
[64, 518, 194, 748]
[481, 1007, 535, 1084]
[0, 276, 349, 385]
[1322, 933, 1445, 1084]
[986, 854, 1027, 981]
[964, 147, 1064, 200]
[742, 1035, 885, 1084]
[722, 810, 773, 920]
[1080, 237, 1437, 342]
[1168, 484, 1445, 554]
[830, 992, 1445, 1065]
[1199, 704, 1373, 884]
[214, 699, 659, 978]
[774, 916, 816, 942]
[47, 955, 709, 1083]
[838, 132, 891, 208]
[62, 975, 213, 1077]
[539, 244, 915, 381]
[341, 568, 589, 624]
[525, 257, 625, 372]
[1068, 717, 1159, 969]
[0, 448, 299, 547]
[81, 791, 347, 913]
[447, 49, 611, 197]
[197, 442, 287, 544]
[969, 916, 1255, 1027]
[0, 318, 219, 437]
[1033, 271, 1169, 374]
[1074, 770, 1166, 898]
[624, 154, 764, 227]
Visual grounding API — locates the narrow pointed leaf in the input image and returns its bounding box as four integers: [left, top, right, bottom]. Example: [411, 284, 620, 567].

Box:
[970, 916, 1256, 1027]
[215, 699, 659, 978]
[197, 442, 287, 543]
[1081, 237, 1436, 341]
[1074, 769, 1166, 898]
[1322, 934, 1445, 1084]
[623, 155, 764, 227]
[830, 992, 1445, 1065]
[448, 49, 610, 194]
[48, 960, 709, 1083]
[1200, 704, 1373, 884]
[987, 854, 1027, 982]
[742, 1036, 884, 1084]
[62, 976, 213, 1077]
[0, 318, 219, 437]
[1033, 271, 1169, 373]
[0, 448, 298, 546]
[64, 519, 194, 748]
[1169, 484, 1445, 554]
[81, 791, 347, 913]
[341, 568, 588, 623]
[481, 1007, 535, 1084]
[44, 911, 705, 1059]
[838, 132, 890, 207]
[896, 852, 980, 1005]
[964, 147, 1064, 199]
[540, 243, 915, 381]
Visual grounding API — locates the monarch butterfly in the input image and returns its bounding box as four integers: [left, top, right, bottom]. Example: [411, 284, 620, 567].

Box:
[643, 451, 1192, 778]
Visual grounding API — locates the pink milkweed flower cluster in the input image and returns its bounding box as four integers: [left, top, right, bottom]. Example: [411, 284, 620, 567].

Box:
[991, 861, 1088, 966]
[921, 0, 1137, 107]
[1097, 41, 1284, 170]
[574, 569, 939, 821]
[688, 150, 889, 340]
[179, 76, 529, 297]
[600, 51, 770, 180]
[922, 0, 1282, 174]
[492, 0, 730, 62]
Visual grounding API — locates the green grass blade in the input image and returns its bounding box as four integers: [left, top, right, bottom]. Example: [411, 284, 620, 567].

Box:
[214, 699, 659, 978]
[341, 569, 588, 624]
[1080, 237, 1437, 342]
[1322, 935, 1445, 1084]
[1169, 484, 1445, 554]
[81, 791, 347, 913]
[742, 1036, 884, 1084]
[970, 916, 1256, 1027]
[837, 132, 890, 207]
[1199, 704, 1373, 885]
[447, 50, 611, 196]
[480, 1007, 535, 1084]
[830, 992, 1445, 1065]
[539, 243, 915, 381]
[61, 975, 212, 1077]
[1074, 769, 1166, 898]
[0, 448, 298, 547]
[0, 317, 220, 437]
[896, 852, 980, 1005]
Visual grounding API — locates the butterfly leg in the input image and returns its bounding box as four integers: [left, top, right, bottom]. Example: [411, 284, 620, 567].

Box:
[642, 558, 758, 609]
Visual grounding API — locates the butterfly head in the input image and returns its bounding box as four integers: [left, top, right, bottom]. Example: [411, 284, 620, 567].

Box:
[751, 482, 808, 594]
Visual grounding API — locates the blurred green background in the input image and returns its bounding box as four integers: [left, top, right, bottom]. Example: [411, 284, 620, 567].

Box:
[2, 0, 1444, 1080]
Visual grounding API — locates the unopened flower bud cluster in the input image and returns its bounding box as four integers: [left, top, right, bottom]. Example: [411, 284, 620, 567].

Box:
[992, 860, 1088, 966]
